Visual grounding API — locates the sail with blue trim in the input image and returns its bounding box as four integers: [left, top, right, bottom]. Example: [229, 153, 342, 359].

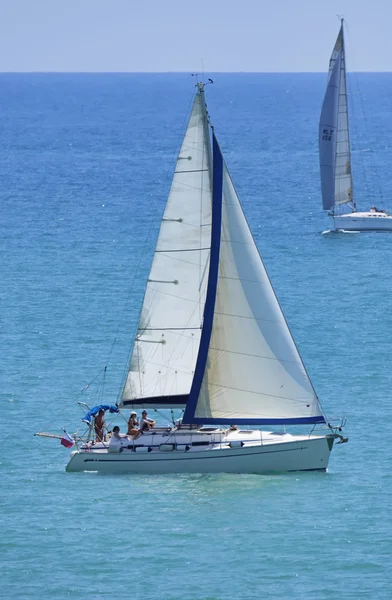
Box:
[184, 132, 325, 425]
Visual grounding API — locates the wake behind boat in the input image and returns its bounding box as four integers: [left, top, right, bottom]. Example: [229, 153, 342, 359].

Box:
[319, 19, 392, 232]
[38, 82, 346, 474]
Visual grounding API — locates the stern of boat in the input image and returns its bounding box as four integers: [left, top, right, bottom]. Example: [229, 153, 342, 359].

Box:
[66, 450, 86, 473]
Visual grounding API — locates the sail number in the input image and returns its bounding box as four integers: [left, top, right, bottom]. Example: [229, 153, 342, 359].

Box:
[322, 128, 333, 141]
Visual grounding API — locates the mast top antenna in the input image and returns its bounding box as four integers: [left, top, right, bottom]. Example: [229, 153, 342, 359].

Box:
[191, 74, 214, 91]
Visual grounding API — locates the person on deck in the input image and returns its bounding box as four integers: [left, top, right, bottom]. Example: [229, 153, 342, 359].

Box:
[139, 410, 156, 433]
[108, 426, 122, 452]
[94, 409, 105, 442]
[127, 411, 140, 439]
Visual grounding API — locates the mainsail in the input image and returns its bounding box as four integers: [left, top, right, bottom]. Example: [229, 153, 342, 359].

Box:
[120, 90, 212, 408]
[319, 20, 354, 212]
[184, 134, 325, 425]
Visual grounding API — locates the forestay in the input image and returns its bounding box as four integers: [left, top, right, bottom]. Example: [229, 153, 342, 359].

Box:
[120, 92, 212, 408]
[184, 136, 325, 425]
[319, 21, 353, 212]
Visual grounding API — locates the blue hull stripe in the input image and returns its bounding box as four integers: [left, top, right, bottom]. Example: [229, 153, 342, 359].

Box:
[183, 133, 223, 424]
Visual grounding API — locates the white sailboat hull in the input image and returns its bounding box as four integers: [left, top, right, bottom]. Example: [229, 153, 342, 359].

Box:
[333, 212, 392, 231]
[66, 432, 334, 475]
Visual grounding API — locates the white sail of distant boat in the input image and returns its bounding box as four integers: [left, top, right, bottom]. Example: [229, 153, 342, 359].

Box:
[319, 21, 353, 211]
[319, 19, 392, 231]
[37, 82, 347, 474]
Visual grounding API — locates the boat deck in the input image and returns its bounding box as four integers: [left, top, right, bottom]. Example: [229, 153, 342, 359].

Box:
[80, 428, 324, 455]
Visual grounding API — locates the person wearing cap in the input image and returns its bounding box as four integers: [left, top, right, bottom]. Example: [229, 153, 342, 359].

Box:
[127, 411, 140, 437]
[139, 410, 156, 433]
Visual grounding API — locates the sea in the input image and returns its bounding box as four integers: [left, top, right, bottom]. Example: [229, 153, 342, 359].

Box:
[2, 73, 392, 599]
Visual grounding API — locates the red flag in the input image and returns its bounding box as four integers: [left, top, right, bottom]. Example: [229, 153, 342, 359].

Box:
[60, 431, 75, 448]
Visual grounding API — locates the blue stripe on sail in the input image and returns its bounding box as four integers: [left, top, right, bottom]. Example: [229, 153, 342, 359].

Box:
[183, 132, 223, 424]
[188, 416, 326, 425]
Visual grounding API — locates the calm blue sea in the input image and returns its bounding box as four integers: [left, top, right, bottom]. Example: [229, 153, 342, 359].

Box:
[2, 73, 392, 599]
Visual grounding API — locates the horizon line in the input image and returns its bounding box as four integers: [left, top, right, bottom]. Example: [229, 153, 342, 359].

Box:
[0, 70, 392, 75]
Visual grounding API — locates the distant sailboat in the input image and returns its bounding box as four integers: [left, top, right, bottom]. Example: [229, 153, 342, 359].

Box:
[319, 19, 392, 231]
[38, 82, 346, 474]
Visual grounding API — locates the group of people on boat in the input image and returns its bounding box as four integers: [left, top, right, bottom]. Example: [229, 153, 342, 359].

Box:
[93, 409, 156, 444]
[370, 206, 386, 214]
[126, 410, 156, 437]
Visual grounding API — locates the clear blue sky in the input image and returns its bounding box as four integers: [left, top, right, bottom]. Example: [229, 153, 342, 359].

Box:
[0, 0, 391, 72]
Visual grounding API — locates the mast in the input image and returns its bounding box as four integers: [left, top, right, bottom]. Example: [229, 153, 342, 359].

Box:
[340, 19, 356, 211]
[196, 81, 213, 186]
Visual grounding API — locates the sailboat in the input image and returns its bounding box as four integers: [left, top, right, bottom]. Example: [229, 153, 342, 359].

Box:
[39, 82, 346, 474]
[319, 19, 392, 231]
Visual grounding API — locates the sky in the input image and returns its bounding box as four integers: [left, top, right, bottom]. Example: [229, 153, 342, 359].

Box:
[0, 0, 391, 72]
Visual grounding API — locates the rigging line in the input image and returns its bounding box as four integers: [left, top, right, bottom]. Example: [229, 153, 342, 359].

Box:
[206, 381, 314, 403]
[356, 76, 384, 205]
[38, 367, 108, 432]
[199, 251, 210, 294]
[150, 347, 181, 403]
[141, 287, 206, 304]
[139, 327, 201, 331]
[207, 346, 305, 365]
[151, 254, 209, 268]
[174, 169, 209, 174]
[135, 297, 203, 396]
[116, 88, 196, 404]
[139, 273, 205, 340]
[345, 26, 383, 207]
[134, 356, 195, 376]
[180, 141, 206, 153]
[139, 329, 200, 342]
[147, 350, 181, 406]
[170, 180, 210, 192]
[152, 408, 173, 424]
[132, 260, 206, 343]
[345, 68, 369, 203]
[213, 310, 282, 325]
[138, 331, 195, 396]
[204, 344, 301, 386]
[220, 237, 255, 245]
[218, 274, 269, 284]
[155, 247, 210, 253]
[175, 220, 210, 228]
